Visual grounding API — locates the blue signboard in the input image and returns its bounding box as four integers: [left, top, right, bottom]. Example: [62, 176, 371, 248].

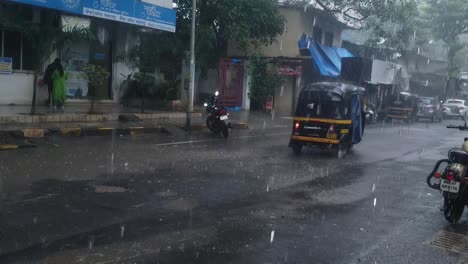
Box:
[8, 0, 176, 32]
[135, 1, 176, 27]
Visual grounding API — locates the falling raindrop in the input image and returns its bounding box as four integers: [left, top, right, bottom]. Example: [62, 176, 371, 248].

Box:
[270, 230, 275, 243]
[267, 185, 270, 192]
[427, 59, 430, 64]
[33, 217, 37, 224]
[313, 17, 316, 26]
[120, 225, 125, 239]
[88, 236, 94, 250]
[373, 198, 377, 207]
[371, 184, 376, 192]
[110, 152, 114, 176]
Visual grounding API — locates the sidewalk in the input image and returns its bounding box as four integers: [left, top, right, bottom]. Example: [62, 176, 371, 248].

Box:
[0, 106, 293, 146]
[0, 104, 196, 125]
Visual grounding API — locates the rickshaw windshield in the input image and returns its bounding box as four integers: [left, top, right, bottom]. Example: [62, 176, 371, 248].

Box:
[296, 89, 350, 119]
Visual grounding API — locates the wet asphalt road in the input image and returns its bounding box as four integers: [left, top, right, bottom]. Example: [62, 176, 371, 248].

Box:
[1, 119, 468, 263]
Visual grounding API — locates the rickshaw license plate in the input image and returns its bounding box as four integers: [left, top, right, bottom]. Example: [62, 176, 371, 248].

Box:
[220, 115, 228, 121]
[440, 180, 460, 193]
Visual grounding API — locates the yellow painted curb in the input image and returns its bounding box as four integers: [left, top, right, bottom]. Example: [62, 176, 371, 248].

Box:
[22, 128, 45, 138]
[60, 128, 82, 136]
[0, 145, 19, 150]
[129, 127, 145, 135]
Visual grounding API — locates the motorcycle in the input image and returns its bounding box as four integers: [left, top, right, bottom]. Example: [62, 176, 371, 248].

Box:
[204, 91, 230, 138]
[427, 116, 468, 223]
[366, 103, 377, 124]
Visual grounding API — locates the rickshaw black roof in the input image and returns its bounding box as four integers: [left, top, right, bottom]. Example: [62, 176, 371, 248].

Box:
[304, 82, 366, 98]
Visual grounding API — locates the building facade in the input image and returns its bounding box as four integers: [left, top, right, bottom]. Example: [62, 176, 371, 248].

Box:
[0, 0, 176, 105]
[223, 5, 349, 116]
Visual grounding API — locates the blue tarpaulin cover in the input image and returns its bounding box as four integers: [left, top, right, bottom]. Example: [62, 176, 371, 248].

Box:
[298, 34, 354, 77]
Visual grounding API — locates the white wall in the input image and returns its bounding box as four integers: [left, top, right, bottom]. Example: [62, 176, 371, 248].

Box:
[0, 72, 36, 105]
[142, 0, 173, 9]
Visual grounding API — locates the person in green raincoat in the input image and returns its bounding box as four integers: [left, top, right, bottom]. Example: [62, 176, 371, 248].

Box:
[51, 60, 67, 110]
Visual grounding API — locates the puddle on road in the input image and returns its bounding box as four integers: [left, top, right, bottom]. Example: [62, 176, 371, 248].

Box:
[94, 185, 128, 193]
[157, 190, 178, 198]
[162, 198, 198, 211]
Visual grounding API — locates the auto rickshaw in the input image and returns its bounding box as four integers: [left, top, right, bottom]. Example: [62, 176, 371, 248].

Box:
[386, 92, 418, 122]
[289, 82, 366, 158]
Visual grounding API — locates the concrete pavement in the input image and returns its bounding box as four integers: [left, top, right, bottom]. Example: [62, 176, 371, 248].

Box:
[0, 119, 467, 263]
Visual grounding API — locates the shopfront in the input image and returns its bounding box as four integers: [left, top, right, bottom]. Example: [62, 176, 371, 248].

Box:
[0, 0, 176, 105]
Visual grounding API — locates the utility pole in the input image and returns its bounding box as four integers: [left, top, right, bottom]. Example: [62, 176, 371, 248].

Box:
[186, 0, 197, 129]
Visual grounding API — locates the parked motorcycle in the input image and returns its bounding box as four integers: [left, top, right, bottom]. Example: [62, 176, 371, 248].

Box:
[427, 117, 468, 223]
[204, 91, 230, 138]
[366, 103, 377, 124]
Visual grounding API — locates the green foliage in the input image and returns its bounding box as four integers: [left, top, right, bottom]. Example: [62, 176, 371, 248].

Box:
[420, 0, 468, 78]
[0, 7, 94, 113]
[118, 31, 181, 110]
[248, 55, 284, 110]
[285, 0, 418, 51]
[80, 64, 110, 96]
[175, 0, 285, 71]
[121, 73, 180, 102]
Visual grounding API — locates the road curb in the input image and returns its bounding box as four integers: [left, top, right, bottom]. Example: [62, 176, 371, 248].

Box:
[0, 126, 171, 140]
[0, 144, 37, 151]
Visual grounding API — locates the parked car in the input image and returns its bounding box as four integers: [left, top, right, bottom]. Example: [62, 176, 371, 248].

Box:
[442, 99, 468, 119]
[416, 97, 443, 122]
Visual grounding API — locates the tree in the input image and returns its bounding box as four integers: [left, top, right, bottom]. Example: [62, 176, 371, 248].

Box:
[420, 0, 468, 79]
[80, 64, 110, 113]
[284, 0, 419, 51]
[248, 55, 284, 110]
[175, 0, 286, 72]
[0, 8, 94, 114]
[118, 31, 181, 113]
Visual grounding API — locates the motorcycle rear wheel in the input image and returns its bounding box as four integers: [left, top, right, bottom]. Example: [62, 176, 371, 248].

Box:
[221, 122, 229, 138]
[443, 197, 465, 224]
[335, 143, 347, 159]
[291, 142, 303, 155]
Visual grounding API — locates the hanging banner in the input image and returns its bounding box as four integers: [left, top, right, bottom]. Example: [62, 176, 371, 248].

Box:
[9, 0, 176, 32]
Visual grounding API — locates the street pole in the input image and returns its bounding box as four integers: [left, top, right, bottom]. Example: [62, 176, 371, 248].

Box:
[186, 0, 197, 129]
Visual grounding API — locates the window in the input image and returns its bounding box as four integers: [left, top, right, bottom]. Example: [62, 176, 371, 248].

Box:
[0, 30, 33, 71]
[313, 26, 322, 43]
[0, 4, 36, 71]
[325, 32, 334, 46]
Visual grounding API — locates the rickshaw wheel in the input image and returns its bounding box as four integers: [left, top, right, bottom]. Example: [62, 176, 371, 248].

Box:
[292, 142, 303, 155]
[335, 143, 346, 159]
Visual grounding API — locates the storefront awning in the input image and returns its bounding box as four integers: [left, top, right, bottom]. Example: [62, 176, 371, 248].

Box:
[8, 0, 176, 32]
[298, 33, 354, 77]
